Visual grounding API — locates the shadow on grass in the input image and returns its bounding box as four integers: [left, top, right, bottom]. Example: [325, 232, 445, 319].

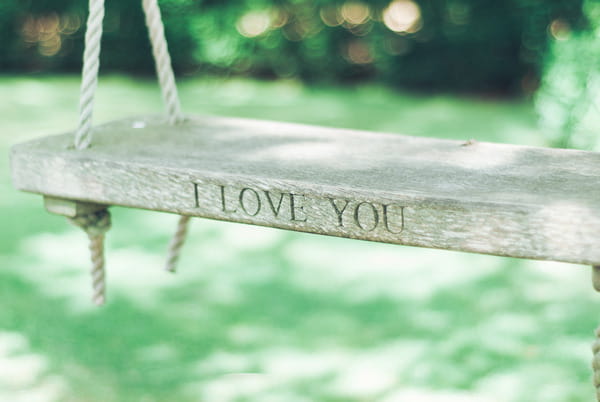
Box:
[0, 218, 596, 401]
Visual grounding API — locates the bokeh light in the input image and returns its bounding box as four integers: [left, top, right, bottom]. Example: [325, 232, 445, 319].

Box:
[270, 8, 289, 28]
[447, 2, 470, 25]
[346, 39, 373, 64]
[20, 13, 68, 57]
[5, 0, 587, 95]
[549, 19, 571, 41]
[236, 10, 271, 38]
[340, 2, 371, 25]
[383, 0, 423, 34]
[319, 6, 343, 27]
[19, 12, 82, 58]
[383, 36, 412, 56]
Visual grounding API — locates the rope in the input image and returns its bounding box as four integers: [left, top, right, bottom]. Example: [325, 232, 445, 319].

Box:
[593, 327, 600, 400]
[142, 0, 189, 272]
[69, 210, 112, 306]
[164, 215, 191, 272]
[74, 0, 105, 150]
[141, 0, 183, 124]
[74, 0, 188, 285]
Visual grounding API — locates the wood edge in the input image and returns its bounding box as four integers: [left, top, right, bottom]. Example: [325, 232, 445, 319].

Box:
[9, 114, 599, 157]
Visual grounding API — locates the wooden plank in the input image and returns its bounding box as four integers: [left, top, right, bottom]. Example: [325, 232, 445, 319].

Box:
[9, 115, 600, 265]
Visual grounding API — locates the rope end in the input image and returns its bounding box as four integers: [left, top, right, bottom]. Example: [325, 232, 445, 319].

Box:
[164, 215, 191, 274]
[93, 294, 106, 306]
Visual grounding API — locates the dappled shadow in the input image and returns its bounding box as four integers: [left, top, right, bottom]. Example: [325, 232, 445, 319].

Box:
[2, 207, 598, 401]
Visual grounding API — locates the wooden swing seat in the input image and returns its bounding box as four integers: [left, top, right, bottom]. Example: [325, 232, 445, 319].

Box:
[10, 114, 600, 266]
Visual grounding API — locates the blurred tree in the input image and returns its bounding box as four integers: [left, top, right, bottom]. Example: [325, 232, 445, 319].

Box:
[535, 0, 600, 149]
[0, 0, 587, 94]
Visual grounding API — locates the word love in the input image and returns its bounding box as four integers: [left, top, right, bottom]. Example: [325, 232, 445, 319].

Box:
[193, 183, 405, 234]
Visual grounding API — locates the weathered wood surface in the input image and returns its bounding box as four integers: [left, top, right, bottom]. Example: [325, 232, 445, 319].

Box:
[10, 115, 600, 265]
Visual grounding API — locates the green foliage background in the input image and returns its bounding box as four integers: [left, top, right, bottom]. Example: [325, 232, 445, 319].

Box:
[535, 0, 600, 149]
[0, 0, 588, 93]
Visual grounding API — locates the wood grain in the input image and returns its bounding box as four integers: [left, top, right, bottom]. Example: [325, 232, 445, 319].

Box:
[10, 115, 600, 265]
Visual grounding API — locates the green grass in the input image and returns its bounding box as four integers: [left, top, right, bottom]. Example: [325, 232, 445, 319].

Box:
[0, 75, 597, 401]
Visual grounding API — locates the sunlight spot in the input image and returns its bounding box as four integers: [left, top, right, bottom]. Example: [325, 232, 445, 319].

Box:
[0, 354, 47, 388]
[425, 141, 520, 170]
[475, 364, 579, 402]
[136, 343, 178, 361]
[14, 80, 62, 106]
[194, 351, 252, 375]
[250, 140, 343, 163]
[195, 373, 273, 401]
[19, 231, 205, 310]
[23, 232, 90, 266]
[0, 332, 67, 402]
[228, 325, 272, 346]
[261, 348, 347, 381]
[203, 278, 244, 305]
[220, 223, 282, 250]
[525, 260, 589, 303]
[0, 332, 28, 356]
[382, 388, 496, 402]
[535, 202, 600, 267]
[482, 313, 538, 338]
[284, 240, 502, 302]
[192, 341, 431, 399]
[329, 360, 397, 397]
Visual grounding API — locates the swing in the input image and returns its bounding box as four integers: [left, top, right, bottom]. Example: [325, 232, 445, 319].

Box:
[8, 0, 600, 397]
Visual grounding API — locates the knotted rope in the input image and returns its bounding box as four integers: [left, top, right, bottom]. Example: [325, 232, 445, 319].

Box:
[72, 0, 190, 303]
[68, 210, 112, 305]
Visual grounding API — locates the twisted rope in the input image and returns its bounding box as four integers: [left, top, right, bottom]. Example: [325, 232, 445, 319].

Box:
[593, 327, 600, 400]
[74, 0, 105, 150]
[164, 215, 191, 272]
[71, 0, 111, 304]
[74, 0, 189, 281]
[142, 0, 189, 271]
[69, 210, 112, 305]
[141, 0, 183, 124]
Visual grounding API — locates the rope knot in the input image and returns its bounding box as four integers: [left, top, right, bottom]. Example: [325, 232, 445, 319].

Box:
[68, 209, 111, 237]
[68, 208, 111, 306]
